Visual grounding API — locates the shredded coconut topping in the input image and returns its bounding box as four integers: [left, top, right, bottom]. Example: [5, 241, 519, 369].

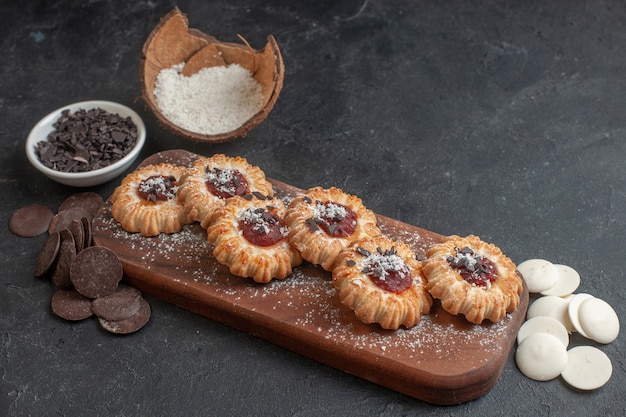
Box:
[138, 176, 177, 200]
[153, 63, 264, 135]
[207, 168, 234, 192]
[313, 200, 348, 221]
[362, 247, 409, 281]
[446, 247, 484, 273]
[446, 246, 497, 288]
[239, 207, 288, 237]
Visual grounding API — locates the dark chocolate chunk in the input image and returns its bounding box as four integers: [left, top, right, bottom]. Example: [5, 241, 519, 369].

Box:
[51, 289, 93, 321]
[356, 247, 371, 257]
[58, 192, 104, 218]
[305, 217, 319, 232]
[70, 246, 123, 298]
[51, 230, 76, 290]
[98, 298, 151, 335]
[346, 260, 356, 267]
[91, 284, 143, 321]
[34, 231, 61, 278]
[9, 204, 55, 238]
[252, 191, 266, 200]
[378, 246, 396, 257]
[35, 108, 138, 173]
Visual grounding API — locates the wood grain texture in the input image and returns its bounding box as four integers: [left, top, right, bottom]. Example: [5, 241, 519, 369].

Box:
[92, 150, 529, 405]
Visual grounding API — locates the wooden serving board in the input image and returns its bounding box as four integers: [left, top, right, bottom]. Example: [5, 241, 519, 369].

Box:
[92, 150, 529, 405]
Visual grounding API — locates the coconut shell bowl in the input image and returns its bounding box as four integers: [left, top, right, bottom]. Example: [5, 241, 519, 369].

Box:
[139, 8, 285, 143]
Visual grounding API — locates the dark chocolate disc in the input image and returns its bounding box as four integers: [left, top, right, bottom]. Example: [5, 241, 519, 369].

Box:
[58, 192, 104, 218]
[81, 216, 92, 248]
[48, 207, 92, 234]
[51, 289, 93, 321]
[68, 219, 85, 253]
[51, 230, 76, 290]
[98, 298, 151, 335]
[70, 246, 123, 298]
[9, 204, 55, 237]
[91, 284, 143, 321]
[34, 231, 61, 278]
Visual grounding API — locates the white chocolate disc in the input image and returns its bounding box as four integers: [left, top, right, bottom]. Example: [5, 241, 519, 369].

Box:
[527, 295, 574, 332]
[515, 333, 568, 381]
[562, 346, 612, 390]
[517, 259, 559, 293]
[578, 297, 620, 344]
[540, 264, 580, 297]
[567, 293, 594, 337]
[517, 316, 569, 348]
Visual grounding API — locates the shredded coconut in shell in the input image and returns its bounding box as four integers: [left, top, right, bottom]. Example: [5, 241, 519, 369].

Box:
[153, 63, 264, 135]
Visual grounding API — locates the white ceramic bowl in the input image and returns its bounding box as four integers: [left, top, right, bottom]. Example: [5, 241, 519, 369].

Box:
[26, 100, 146, 187]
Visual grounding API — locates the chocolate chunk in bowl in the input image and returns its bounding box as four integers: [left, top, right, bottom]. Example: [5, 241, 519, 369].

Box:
[35, 107, 138, 173]
[140, 7, 284, 143]
[25, 100, 146, 187]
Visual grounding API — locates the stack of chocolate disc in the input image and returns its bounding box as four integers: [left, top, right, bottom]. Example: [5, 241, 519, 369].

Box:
[11, 192, 151, 335]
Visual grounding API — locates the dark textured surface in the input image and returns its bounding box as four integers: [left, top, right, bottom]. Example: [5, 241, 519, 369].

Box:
[1, 1, 624, 416]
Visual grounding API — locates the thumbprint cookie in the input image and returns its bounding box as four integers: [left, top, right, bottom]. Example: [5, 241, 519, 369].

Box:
[332, 235, 432, 330]
[284, 187, 381, 271]
[207, 195, 302, 283]
[110, 163, 190, 236]
[177, 154, 273, 229]
[422, 235, 523, 324]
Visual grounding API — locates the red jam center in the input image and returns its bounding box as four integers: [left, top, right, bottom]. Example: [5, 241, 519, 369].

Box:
[360, 247, 412, 293]
[137, 175, 177, 203]
[238, 207, 287, 247]
[367, 267, 412, 293]
[446, 246, 498, 287]
[314, 201, 357, 237]
[205, 167, 250, 199]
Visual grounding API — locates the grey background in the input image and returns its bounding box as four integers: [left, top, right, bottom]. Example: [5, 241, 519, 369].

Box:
[1, 1, 624, 416]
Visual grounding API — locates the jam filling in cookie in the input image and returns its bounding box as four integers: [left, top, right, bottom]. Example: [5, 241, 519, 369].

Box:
[239, 205, 288, 247]
[446, 246, 498, 287]
[137, 175, 178, 203]
[306, 198, 358, 237]
[332, 235, 432, 329]
[208, 196, 302, 283]
[205, 167, 250, 199]
[110, 163, 190, 236]
[356, 246, 412, 293]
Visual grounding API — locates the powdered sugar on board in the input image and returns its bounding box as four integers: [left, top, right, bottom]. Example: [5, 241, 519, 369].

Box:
[91, 150, 529, 405]
[93, 201, 515, 373]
